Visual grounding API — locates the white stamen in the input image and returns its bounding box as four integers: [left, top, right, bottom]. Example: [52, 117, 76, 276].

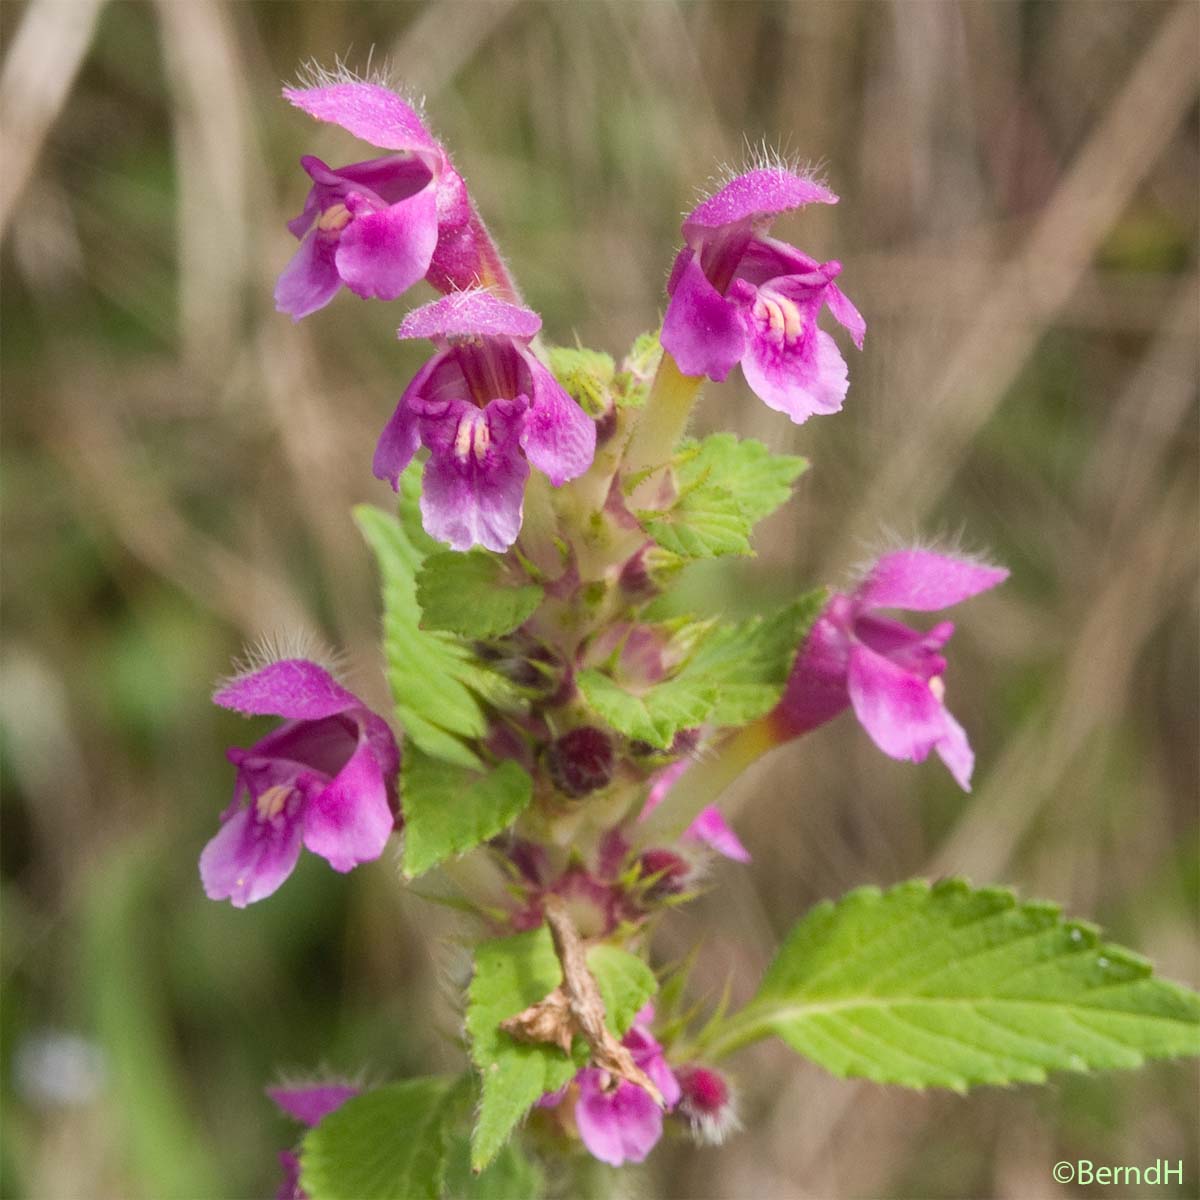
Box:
[454, 413, 490, 464]
[754, 292, 804, 346]
[255, 784, 292, 821]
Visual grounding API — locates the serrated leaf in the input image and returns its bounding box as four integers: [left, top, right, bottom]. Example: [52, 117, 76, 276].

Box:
[401, 748, 533, 878]
[416, 551, 544, 638]
[467, 928, 657, 1170]
[356, 505, 523, 769]
[706, 879, 1200, 1090]
[641, 483, 751, 558]
[576, 668, 718, 750]
[678, 433, 807, 527]
[639, 434, 807, 561]
[444, 1134, 544, 1200]
[681, 591, 826, 726]
[299, 1077, 459, 1200]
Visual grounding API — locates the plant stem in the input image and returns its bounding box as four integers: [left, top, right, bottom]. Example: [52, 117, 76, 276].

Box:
[621, 353, 703, 491]
[631, 717, 781, 849]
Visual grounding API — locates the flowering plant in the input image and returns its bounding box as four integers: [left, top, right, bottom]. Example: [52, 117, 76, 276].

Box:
[202, 71, 1199, 1198]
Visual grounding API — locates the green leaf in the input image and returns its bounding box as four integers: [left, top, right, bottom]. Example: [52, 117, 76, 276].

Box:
[576, 668, 718, 750]
[444, 1133, 543, 1200]
[416, 551, 544, 638]
[706, 879, 1200, 1090]
[466, 928, 657, 1170]
[588, 943, 659, 1026]
[547, 346, 615, 417]
[356, 505, 523, 769]
[639, 434, 807, 560]
[299, 1077, 459, 1200]
[681, 591, 826, 726]
[401, 748, 533, 878]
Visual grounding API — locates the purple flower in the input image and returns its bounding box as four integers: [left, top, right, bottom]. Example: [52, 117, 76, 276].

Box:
[374, 291, 596, 552]
[774, 549, 1008, 789]
[269, 1082, 359, 1200]
[200, 659, 400, 907]
[660, 166, 865, 424]
[276, 80, 513, 319]
[548, 1005, 681, 1167]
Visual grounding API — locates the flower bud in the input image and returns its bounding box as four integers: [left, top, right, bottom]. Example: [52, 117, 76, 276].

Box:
[675, 1064, 740, 1145]
[544, 726, 614, 798]
[636, 849, 691, 900]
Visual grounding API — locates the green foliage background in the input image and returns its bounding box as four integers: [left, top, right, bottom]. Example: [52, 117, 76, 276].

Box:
[1, 2, 1196, 1196]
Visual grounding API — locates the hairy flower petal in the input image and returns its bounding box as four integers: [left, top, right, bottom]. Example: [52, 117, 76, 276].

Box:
[398, 290, 541, 342]
[683, 167, 837, 240]
[283, 83, 442, 159]
[214, 660, 359, 721]
[854, 549, 1010, 612]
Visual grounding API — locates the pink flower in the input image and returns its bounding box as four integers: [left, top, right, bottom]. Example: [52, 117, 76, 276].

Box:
[544, 1005, 681, 1167]
[276, 80, 512, 319]
[775, 549, 1008, 789]
[200, 659, 399, 906]
[661, 166, 865, 424]
[374, 291, 596, 552]
[269, 1082, 359, 1200]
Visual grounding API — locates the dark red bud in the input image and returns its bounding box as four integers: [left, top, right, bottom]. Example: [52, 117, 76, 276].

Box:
[675, 1064, 739, 1144]
[544, 726, 614, 798]
[677, 1064, 729, 1114]
[637, 848, 691, 899]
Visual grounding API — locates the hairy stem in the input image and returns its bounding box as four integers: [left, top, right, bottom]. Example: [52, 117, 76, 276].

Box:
[621, 354, 703, 497]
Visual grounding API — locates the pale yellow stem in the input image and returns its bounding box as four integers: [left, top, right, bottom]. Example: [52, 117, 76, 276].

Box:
[621, 353, 704, 492]
[631, 717, 782, 849]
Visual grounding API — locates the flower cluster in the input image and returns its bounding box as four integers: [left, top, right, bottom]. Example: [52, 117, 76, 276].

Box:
[198, 70, 1016, 1192]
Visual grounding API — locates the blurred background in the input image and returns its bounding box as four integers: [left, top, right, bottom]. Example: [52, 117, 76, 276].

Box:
[1, 2, 1197, 1197]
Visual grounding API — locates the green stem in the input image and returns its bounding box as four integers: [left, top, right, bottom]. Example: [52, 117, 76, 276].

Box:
[621, 353, 703, 489]
[631, 717, 780, 849]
